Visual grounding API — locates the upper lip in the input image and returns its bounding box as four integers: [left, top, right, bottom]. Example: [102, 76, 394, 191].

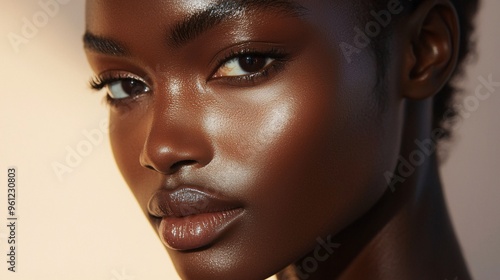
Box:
[147, 186, 242, 218]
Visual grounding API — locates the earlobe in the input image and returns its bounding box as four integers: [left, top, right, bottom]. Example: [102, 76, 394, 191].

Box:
[401, 0, 460, 100]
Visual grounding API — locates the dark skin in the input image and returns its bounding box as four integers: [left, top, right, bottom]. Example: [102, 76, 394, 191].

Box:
[84, 0, 470, 279]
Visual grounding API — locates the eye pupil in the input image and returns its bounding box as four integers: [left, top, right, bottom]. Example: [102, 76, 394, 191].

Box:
[238, 55, 267, 73]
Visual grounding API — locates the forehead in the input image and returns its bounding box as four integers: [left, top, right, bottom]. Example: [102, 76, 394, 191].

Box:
[84, 0, 366, 63]
[85, 0, 361, 31]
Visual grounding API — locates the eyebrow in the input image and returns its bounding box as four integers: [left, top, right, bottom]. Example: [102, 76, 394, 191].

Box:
[169, 0, 308, 47]
[83, 33, 127, 56]
[83, 0, 308, 56]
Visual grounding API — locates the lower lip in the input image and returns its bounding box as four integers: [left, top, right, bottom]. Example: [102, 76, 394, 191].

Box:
[159, 208, 244, 251]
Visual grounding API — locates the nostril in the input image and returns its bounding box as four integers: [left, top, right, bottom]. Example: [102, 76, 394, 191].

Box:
[139, 130, 214, 174]
[144, 164, 156, 171]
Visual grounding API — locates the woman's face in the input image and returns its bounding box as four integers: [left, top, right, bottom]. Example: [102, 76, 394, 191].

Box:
[85, 0, 404, 278]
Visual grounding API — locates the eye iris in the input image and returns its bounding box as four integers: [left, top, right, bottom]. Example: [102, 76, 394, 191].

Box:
[122, 78, 147, 95]
[238, 55, 267, 73]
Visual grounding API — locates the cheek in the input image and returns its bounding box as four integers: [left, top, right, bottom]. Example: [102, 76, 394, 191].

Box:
[204, 42, 400, 269]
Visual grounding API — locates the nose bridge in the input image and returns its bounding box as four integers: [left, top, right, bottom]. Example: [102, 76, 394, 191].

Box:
[140, 76, 213, 174]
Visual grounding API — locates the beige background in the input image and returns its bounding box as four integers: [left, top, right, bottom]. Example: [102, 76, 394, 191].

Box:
[1, 1, 498, 279]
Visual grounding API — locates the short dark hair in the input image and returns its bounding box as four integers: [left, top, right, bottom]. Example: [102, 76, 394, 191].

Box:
[366, 0, 480, 143]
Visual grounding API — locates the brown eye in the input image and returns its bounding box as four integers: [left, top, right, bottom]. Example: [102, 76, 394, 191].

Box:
[238, 55, 268, 73]
[214, 55, 274, 78]
[107, 78, 151, 100]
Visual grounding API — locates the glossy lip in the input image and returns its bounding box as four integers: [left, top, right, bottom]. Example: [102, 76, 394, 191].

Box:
[148, 187, 244, 251]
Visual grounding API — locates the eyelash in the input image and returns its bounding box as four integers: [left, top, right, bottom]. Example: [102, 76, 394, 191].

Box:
[89, 47, 291, 106]
[90, 72, 134, 90]
[211, 47, 290, 85]
[89, 73, 148, 106]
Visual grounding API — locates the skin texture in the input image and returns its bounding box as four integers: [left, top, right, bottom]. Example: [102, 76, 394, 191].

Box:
[84, 0, 470, 279]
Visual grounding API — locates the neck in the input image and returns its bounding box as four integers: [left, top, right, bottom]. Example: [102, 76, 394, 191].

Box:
[277, 100, 470, 280]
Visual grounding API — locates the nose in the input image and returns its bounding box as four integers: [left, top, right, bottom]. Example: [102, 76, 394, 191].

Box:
[139, 96, 214, 175]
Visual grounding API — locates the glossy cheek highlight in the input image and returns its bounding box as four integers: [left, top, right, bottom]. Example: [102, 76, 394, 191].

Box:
[258, 103, 292, 143]
[200, 110, 256, 190]
[202, 109, 224, 135]
[220, 102, 294, 193]
[169, 80, 182, 96]
[239, 102, 293, 161]
[199, 96, 295, 196]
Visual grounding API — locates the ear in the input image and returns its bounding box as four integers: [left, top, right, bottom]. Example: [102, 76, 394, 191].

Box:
[401, 0, 460, 100]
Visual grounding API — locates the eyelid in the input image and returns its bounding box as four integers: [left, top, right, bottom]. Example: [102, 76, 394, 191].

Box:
[209, 60, 288, 87]
[89, 71, 151, 91]
[209, 42, 287, 68]
[213, 56, 274, 78]
[89, 71, 152, 108]
[209, 45, 289, 81]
